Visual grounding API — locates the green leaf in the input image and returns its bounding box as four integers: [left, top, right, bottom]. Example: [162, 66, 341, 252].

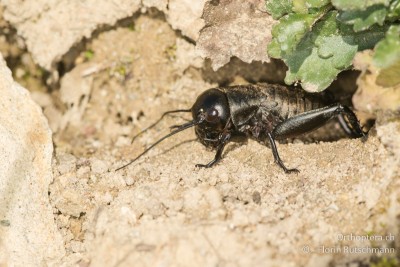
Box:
[265, 0, 293, 19]
[337, 5, 387, 32]
[292, 0, 330, 13]
[373, 25, 400, 86]
[271, 13, 318, 54]
[373, 25, 400, 68]
[267, 11, 324, 58]
[267, 40, 282, 58]
[387, 0, 400, 20]
[293, 0, 308, 13]
[332, 0, 390, 11]
[265, 0, 330, 19]
[280, 11, 386, 92]
[305, 0, 331, 8]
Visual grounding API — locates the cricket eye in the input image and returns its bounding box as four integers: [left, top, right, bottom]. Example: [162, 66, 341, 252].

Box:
[206, 108, 219, 123]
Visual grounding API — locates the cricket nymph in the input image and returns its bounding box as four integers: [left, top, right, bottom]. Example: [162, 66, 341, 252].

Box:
[116, 83, 366, 173]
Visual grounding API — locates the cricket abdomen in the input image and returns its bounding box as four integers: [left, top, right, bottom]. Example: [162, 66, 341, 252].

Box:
[221, 84, 329, 142]
[259, 83, 326, 119]
[222, 83, 327, 121]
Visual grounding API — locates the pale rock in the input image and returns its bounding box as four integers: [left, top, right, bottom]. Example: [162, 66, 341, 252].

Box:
[1, 0, 142, 69]
[197, 0, 274, 70]
[59, 64, 94, 130]
[166, 0, 206, 41]
[0, 0, 205, 71]
[174, 38, 204, 73]
[0, 55, 65, 265]
[142, 0, 168, 12]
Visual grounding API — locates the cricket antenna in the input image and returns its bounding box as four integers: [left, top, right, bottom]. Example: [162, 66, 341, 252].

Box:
[115, 118, 202, 171]
[131, 109, 191, 143]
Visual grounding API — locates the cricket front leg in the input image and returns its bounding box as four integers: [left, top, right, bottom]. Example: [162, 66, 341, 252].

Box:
[196, 133, 231, 168]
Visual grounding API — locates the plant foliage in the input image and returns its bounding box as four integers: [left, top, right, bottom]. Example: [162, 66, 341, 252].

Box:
[266, 0, 400, 92]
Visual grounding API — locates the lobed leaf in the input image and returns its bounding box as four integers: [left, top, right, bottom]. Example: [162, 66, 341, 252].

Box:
[280, 11, 386, 92]
[387, 0, 400, 20]
[373, 25, 400, 68]
[268, 13, 321, 58]
[267, 4, 331, 59]
[331, 0, 390, 11]
[266, 0, 293, 19]
[337, 5, 387, 31]
[305, 0, 331, 8]
[266, 0, 394, 92]
[292, 0, 331, 13]
[373, 25, 400, 86]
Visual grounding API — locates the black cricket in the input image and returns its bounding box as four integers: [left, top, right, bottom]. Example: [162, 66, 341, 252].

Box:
[116, 83, 366, 173]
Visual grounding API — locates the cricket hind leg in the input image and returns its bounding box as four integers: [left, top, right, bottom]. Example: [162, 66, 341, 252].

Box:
[337, 113, 366, 138]
[272, 104, 365, 140]
[266, 104, 365, 173]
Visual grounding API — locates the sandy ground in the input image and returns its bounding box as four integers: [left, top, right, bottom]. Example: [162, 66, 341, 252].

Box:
[1, 7, 399, 267]
[51, 15, 399, 267]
